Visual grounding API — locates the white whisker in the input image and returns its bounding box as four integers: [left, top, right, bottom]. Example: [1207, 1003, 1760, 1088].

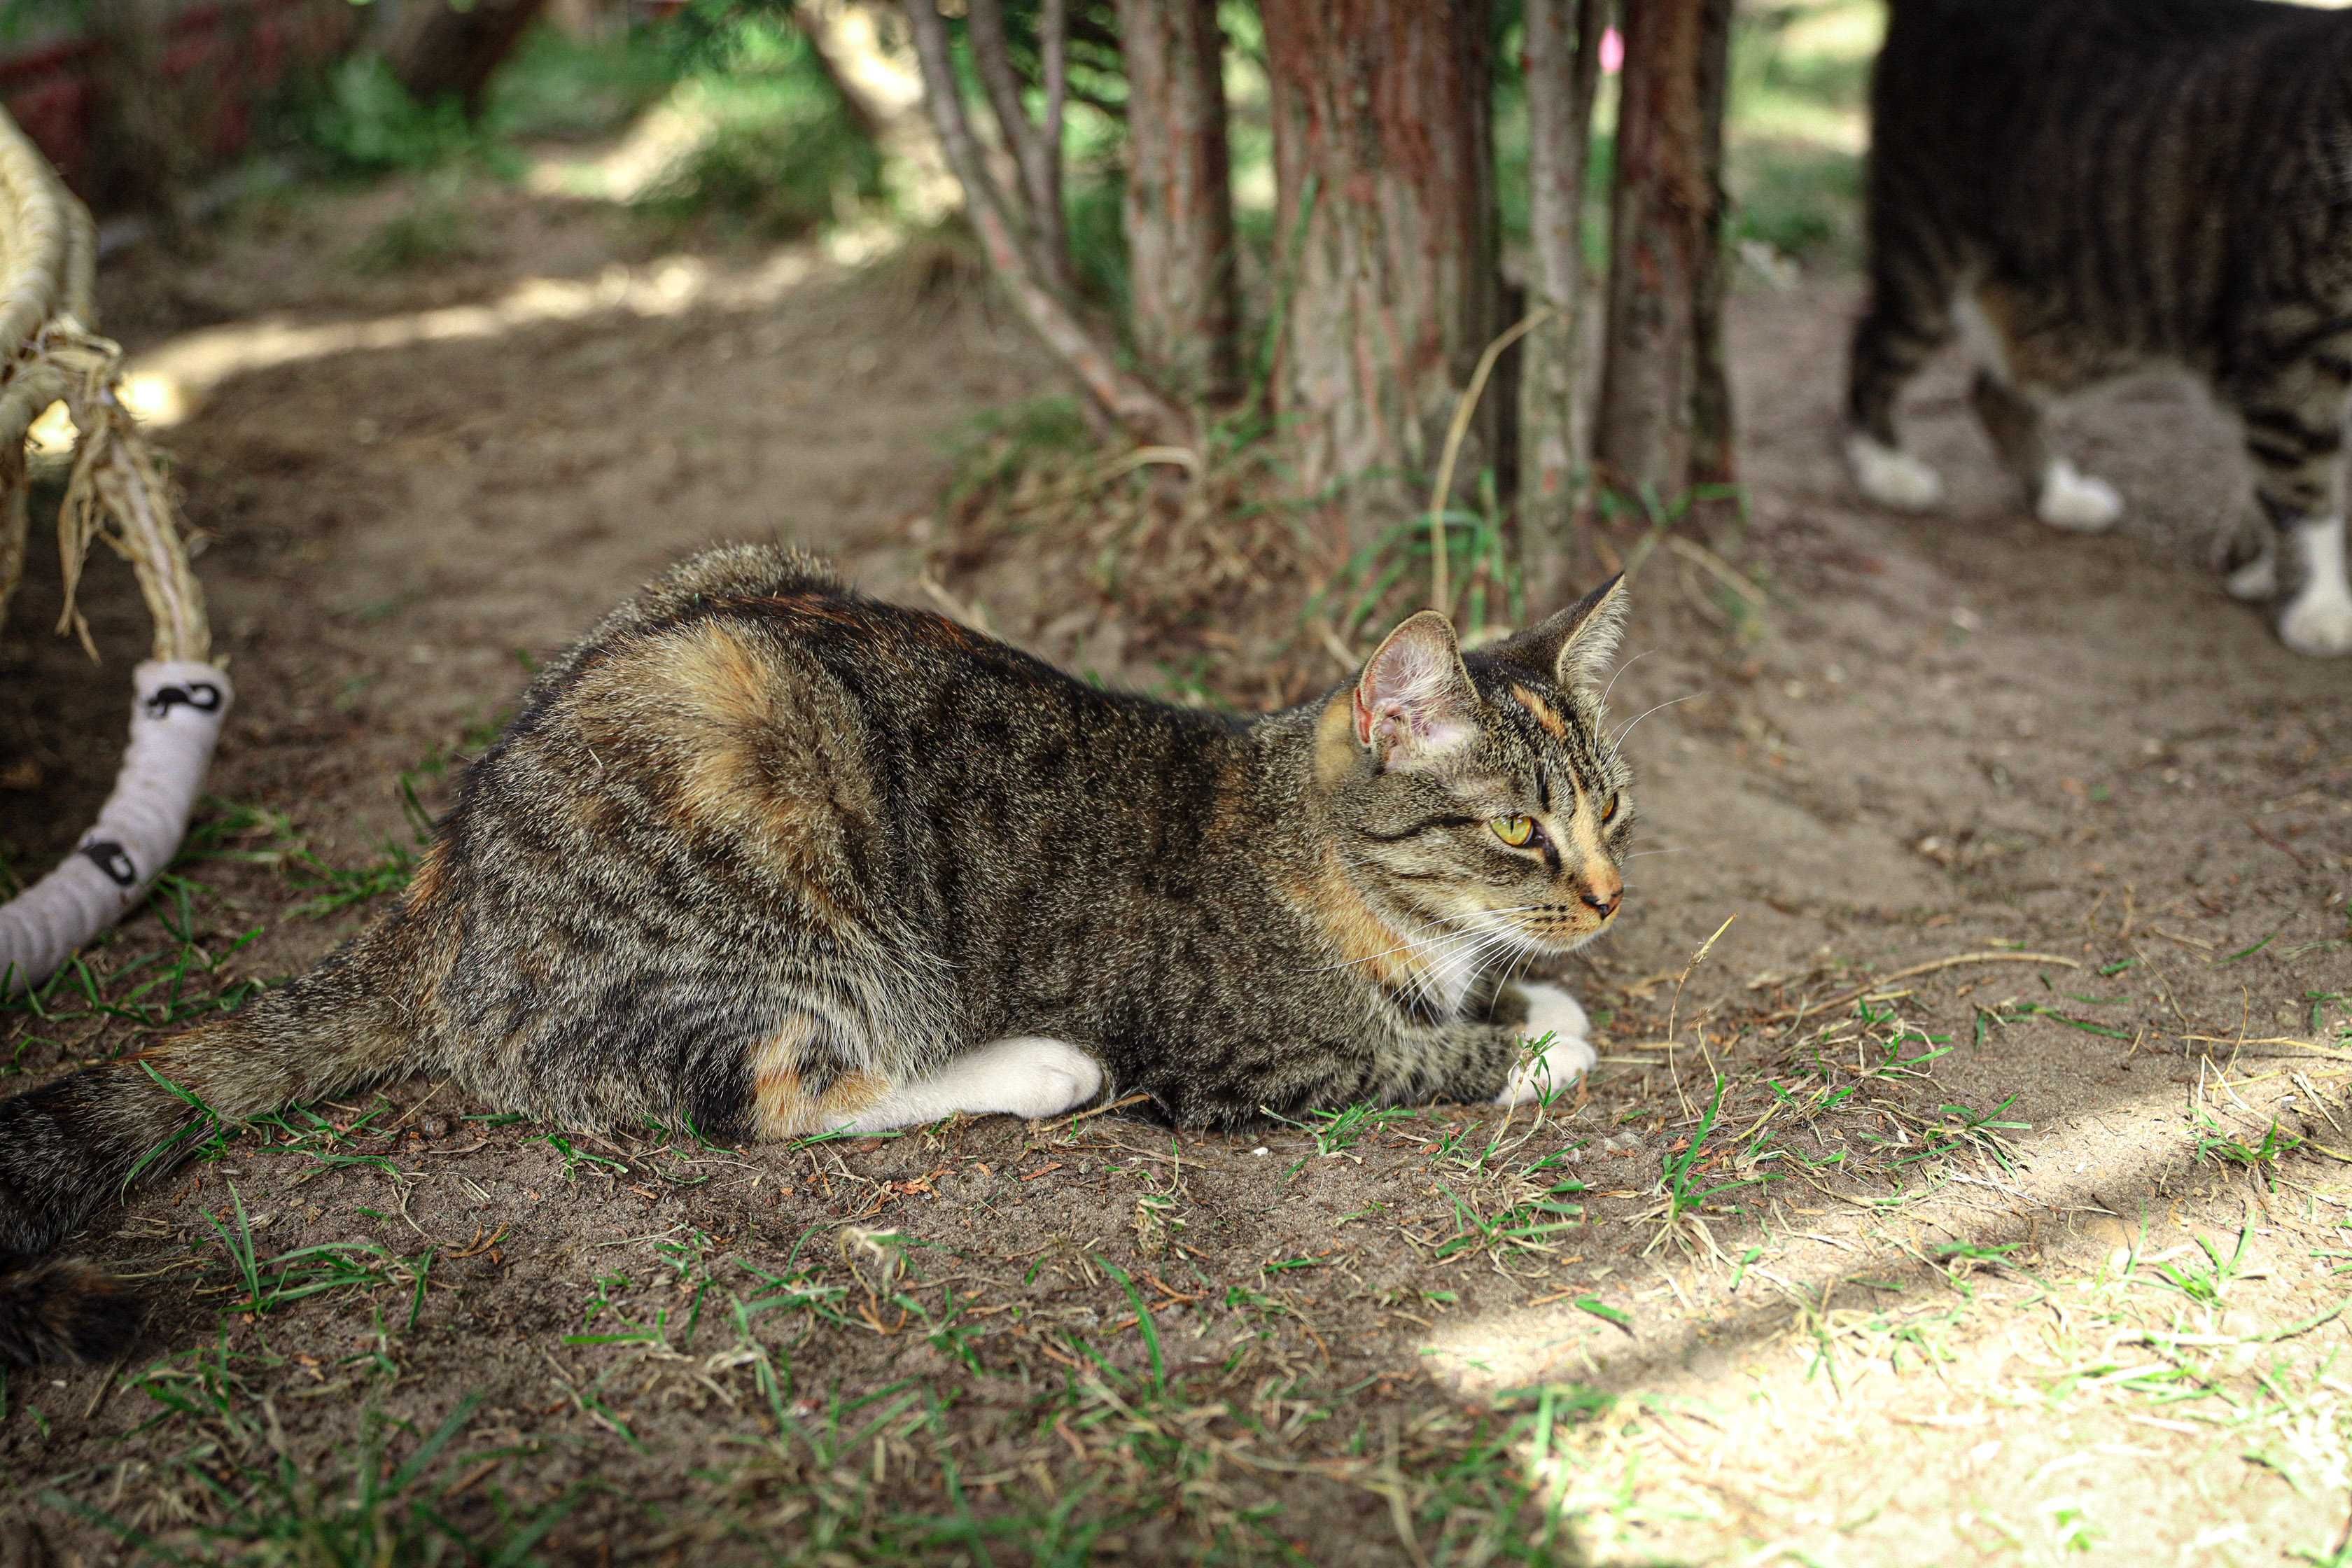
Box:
[1597, 648, 1656, 711]
[1609, 692, 1700, 759]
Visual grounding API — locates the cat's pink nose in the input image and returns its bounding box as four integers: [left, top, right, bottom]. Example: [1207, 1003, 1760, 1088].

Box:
[1581, 865, 1623, 917]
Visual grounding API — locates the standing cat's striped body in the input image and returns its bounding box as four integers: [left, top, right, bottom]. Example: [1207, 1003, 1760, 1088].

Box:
[1848, 0, 2352, 654]
[0, 546, 1633, 1365]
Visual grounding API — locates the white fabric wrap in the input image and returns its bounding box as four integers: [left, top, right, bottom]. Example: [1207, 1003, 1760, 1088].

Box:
[1, 659, 232, 994]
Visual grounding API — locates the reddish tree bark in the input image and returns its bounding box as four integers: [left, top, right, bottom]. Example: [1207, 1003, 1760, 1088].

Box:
[1262, 0, 1500, 517]
[1688, 0, 1737, 488]
[1517, 0, 1609, 589]
[1594, 0, 1735, 500]
[1116, 0, 1238, 407]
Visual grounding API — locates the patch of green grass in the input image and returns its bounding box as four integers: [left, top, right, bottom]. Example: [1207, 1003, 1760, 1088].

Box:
[943, 394, 1098, 509]
[349, 183, 481, 274]
[51, 1387, 574, 1563]
[2194, 1116, 2302, 1168]
[2150, 1228, 2251, 1308]
[1897, 1093, 2030, 1175]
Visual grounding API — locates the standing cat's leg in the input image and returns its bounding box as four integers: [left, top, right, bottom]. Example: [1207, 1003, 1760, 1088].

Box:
[1961, 289, 2122, 531]
[1846, 228, 1956, 511]
[1968, 372, 2124, 533]
[2227, 355, 2352, 655]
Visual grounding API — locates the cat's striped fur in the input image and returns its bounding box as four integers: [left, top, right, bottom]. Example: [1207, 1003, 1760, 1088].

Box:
[1849, 0, 2352, 655]
[0, 546, 1632, 1364]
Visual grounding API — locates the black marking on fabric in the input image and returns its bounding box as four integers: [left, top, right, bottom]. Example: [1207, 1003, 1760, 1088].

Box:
[142, 682, 223, 720]
[78, 840, 136, 888]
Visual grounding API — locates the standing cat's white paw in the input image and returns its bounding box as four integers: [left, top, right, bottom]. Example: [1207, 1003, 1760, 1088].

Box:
[2035, 459, 2123, 532]
[1496, 982, 1599, 1106]
[1847, 433, 1944, 512]
[2278, 520, 2352, 657]
[2280, 578, 2352, 656]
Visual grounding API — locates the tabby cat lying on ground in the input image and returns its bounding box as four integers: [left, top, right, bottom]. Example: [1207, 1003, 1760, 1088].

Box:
[0, 545, 1632, 1365]
[1847, 0, 2352, 656]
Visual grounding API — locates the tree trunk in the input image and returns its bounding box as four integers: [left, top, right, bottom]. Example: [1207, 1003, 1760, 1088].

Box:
[1116, 0, 1239, 407]
[1688, 0, 1737, 489]
[383, 0, 552, 118]
[1516, 0, 1609, 594]
[1262, 0, 1500, 522]
[1594, 0, 1735, 501]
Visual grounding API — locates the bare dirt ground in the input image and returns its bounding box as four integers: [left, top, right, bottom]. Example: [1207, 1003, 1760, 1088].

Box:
[3, 167, 2348, 1567]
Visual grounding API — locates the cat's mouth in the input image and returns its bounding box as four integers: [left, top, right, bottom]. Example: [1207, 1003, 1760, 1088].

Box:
[1513, 904, 1620, 953]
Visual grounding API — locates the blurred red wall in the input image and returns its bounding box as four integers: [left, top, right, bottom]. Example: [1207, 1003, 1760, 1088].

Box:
[0, 0, 358, 200]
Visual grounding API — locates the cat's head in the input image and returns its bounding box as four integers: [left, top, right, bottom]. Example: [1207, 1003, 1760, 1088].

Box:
[1314, 578, 1634, 969]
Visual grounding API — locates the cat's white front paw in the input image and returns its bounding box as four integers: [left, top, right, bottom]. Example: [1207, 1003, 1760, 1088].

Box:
[2279, 577, 2352, 656]
[2036, 459, 2122, 532]
[1496, 982, 1599, 1106]
[2278, 521, 2352, 657]
[1847, 433, 1944, 512]
[964, 1036, 1105, 1119]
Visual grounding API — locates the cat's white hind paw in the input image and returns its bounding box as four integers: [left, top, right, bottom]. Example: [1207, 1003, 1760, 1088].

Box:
[2036, 459, 2122, 532]
[2278, 520, 2352, 657]
[841, 1036, 1103, 1132]
[2226, 546, 2278, 601]
[1496, 982, 1599, 1106]
[1847, 433, 1944, 512]
[965, 1036, 1106, 1119]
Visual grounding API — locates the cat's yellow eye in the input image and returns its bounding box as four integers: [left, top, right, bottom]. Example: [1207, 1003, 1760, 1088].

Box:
[1600, 794, 1620, 825]
[1491, 815, 1535, 848]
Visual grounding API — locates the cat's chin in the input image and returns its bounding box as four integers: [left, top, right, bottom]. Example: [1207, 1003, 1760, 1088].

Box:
[1511, 920, 1616, 959]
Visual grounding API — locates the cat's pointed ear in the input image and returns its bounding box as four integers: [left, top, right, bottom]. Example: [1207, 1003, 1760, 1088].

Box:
[1354, 610, 1480, 769]
[1510, 575, 1628, 693]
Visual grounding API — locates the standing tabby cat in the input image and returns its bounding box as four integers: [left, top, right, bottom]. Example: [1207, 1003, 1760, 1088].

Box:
[1848, 0, 2352, 655]
[0, 546, 1632, 1365]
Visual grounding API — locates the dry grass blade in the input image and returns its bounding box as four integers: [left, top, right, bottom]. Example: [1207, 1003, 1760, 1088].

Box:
[1763, 950, 2085, 1023]
[1427, 309, 1550, 616]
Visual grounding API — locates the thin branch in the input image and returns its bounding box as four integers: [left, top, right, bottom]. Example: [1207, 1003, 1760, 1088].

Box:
[1040, 0, 1070, 268]
[967, 0, 1068, 289]
[904, 0, 1191, 448]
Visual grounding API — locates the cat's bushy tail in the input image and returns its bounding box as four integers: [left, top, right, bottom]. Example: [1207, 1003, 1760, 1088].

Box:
[0, 912, 431, 1367]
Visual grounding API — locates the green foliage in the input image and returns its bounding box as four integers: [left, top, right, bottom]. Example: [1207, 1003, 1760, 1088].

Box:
[301, 55, 510, 179]
[1728, 139, 1861, 260]
[1724, 0, 1879, 262]
[489, 22, 688, 142]
[630, 14, 882, 236]
[0, 0, 89, 47]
